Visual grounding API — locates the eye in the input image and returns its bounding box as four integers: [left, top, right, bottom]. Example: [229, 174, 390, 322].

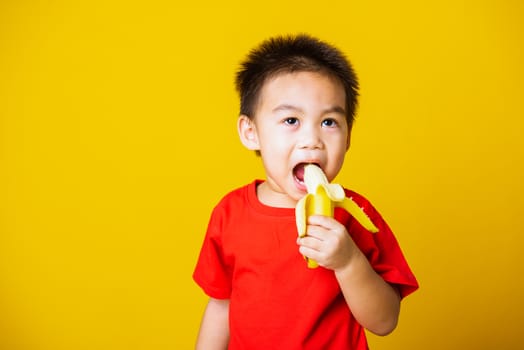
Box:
[284, 117, 299, 126]
[321, 118, 338, 128]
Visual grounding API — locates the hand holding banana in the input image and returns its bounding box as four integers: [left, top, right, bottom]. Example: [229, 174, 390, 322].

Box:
[295, 164, 379, 268]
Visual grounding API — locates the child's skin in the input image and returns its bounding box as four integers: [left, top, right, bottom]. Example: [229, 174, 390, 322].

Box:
[196, 71, 401, 350]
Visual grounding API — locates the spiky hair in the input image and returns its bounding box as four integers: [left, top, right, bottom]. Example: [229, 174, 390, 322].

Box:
[235, 34, 359, 126]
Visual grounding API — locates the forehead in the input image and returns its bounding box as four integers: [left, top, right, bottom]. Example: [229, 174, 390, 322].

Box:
[257, 71, 346, 111]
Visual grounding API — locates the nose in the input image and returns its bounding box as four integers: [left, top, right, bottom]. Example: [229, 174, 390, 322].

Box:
[297, 124, 323, 150]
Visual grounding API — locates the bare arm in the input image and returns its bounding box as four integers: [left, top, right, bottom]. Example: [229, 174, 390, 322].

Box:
[298, 215, 400, 335]
[334, 250, 400, 335]
[196, 298, 230, 350]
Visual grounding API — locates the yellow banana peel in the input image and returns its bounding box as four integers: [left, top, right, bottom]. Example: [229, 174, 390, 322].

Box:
[295, 164, 379, 268]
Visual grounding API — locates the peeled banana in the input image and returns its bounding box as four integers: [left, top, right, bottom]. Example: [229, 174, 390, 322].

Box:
[295, 164, 379, 268]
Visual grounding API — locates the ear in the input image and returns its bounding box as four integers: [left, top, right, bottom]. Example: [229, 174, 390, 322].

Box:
[237, 115, 260, 151]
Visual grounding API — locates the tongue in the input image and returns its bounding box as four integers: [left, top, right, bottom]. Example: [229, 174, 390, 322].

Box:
[294, 164, 306, 182]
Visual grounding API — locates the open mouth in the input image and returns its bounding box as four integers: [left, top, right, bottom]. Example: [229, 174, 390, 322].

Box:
[293, 162, 321, 184]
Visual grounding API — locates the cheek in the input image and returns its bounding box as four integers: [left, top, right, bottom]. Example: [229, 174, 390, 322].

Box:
[328, 135, 349, 153]
[327, 140, 349, 175]
[260, 142, 286, 162]
[259, 131, 289, 152]
[259, 140, 291, 171]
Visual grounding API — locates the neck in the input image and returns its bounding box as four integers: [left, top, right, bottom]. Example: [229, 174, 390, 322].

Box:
[256, 181, 298, 208]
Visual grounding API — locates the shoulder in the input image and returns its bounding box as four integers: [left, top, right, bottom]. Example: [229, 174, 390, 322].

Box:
[214, 181, 256, 208]
[336, 187, 387, 237]
[341, 188, 419, 297]
[203, 182, 253, 238]
[209, 180, 258, 220]
[343, 188, 379, 217]
[343, 188, 370, 204]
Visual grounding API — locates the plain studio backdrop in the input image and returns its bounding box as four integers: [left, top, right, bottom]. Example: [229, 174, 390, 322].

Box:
[1, 1, 523, 349]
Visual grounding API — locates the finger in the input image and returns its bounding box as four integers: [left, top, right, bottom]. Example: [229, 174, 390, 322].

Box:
[297, 235, 321, 250]
[298, 244, 323, 262]
[303, 225, 327, 240]
[307, 215, 343, 230]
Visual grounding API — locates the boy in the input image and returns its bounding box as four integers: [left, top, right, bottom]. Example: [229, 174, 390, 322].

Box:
[193, 34, 418, 349]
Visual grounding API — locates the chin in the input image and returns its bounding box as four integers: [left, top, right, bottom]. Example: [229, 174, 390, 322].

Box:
[288, 187, 307, 203]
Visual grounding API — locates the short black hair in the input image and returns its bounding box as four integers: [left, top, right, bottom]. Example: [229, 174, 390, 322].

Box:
[235, 34, 359, 126]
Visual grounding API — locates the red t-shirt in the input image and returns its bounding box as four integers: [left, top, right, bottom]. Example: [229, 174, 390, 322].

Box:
[194, 180, 418, 349]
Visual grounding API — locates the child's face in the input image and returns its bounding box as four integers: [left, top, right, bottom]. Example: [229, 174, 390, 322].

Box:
[238, 71, 350, 207]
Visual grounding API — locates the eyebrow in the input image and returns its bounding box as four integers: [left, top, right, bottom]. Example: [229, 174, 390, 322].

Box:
[272, 104, 346, 116]
[272, 104, 303, 114]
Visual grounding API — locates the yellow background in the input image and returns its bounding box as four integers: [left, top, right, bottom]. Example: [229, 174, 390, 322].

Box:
[1, 0, 523, 349]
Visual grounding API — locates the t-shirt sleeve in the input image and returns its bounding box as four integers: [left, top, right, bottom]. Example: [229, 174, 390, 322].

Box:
[342, 192, 419, 299]
[193, 205, 232, 300]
